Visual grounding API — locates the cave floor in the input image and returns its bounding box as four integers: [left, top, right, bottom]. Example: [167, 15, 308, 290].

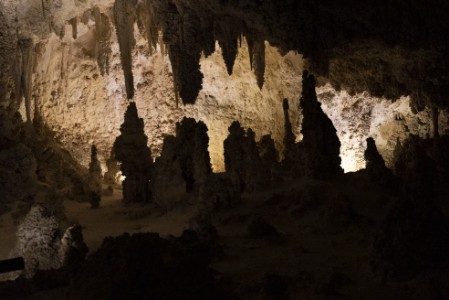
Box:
[0, 173, 429, 299]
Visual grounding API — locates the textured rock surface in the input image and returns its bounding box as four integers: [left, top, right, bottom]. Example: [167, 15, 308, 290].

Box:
[1, 0, 448, 175]
[10, 205, 63, 278]
[27, 21, 302, 172]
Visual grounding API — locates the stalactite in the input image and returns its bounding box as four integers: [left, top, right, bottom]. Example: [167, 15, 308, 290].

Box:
[93, 7, 112, 76]
[215, 19, 240, 76]
[201, 20, 215, 57]
[113, 0, 137, 99]
[246, 34, 255, 70]
[168, 43, 202, 105]
[69, 17, 77, 40]
[136, 0, 159, 55]
[18, 39, 34, 137]
[245, 32, 265, 89]
[253, 39, 265, 89]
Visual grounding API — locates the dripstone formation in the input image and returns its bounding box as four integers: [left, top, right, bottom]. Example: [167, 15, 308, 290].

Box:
[297, 71, 342, 179]
[151, 117, 211, 208]
[113, 102, 153, 204]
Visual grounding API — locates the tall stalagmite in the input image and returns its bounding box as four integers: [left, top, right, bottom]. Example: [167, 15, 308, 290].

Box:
[113, 0, 137, 99]
[113, 102, 153, 203]
[282, 98, 296, 163]
[299, 71, 342, 179]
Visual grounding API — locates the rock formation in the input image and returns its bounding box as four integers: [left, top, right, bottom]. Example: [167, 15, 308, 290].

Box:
[60, 224, 88, 271]
[113, 0, 138, 99]
[224, 121, 247, 192]
[282, 98, 297, 165]
[299, 71, 342, 179]
[113, 102, 153, 204]
[224, 121, 266, 193]
[257, 134, 279, 170]
[103, 149, 121, 187]
[364, 137, 392, 182]
[93, 6, 112, 76]
[10, 205, 63, 278]
[88, 145, 102, 208]
[152, 117, 211, 208]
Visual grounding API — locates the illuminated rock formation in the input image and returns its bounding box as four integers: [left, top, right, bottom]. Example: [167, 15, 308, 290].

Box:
[299, 71, 342, 179]
[103, 149, 121, 187]
[10, 204, 63, 278]
[114, 102, 153, 204]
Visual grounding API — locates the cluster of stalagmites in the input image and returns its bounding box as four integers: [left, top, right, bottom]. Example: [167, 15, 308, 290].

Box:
[112, 71, 343, 209]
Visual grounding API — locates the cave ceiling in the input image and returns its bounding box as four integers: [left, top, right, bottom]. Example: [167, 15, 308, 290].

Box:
[0, 0, 448, 109]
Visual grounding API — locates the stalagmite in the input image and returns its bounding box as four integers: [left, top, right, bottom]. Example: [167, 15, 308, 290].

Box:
[113, 102, 153, 204]
[113, 0, 137, 99]
[88, 145, 102, 208]
[257, 134, 279, 169]
[299, 71, 342, 179]
[152, 118, 212, 208]
[364, 137, 392, 182]
[282, 98, 296, 163]
[93, 7, 112, 76]
[224, 121, 246, 192]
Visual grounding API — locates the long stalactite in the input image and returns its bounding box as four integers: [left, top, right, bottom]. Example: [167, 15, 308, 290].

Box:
[113, 0, 137, 100]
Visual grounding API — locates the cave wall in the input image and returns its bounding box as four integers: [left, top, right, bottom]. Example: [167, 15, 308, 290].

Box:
[2, 0, 448, 173]
[29, 19, 303, 172]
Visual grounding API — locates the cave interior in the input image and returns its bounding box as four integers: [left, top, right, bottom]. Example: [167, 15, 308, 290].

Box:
[1, 0, 449, 299]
